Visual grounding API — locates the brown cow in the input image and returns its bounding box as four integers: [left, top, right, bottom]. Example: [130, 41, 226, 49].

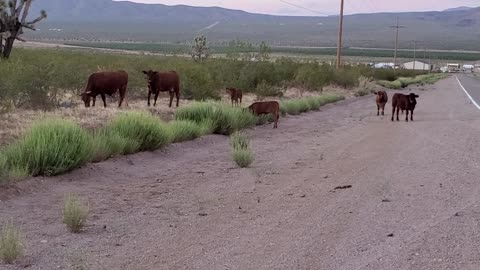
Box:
[226, 87, 243, 107]
[80, 70, 128, 108]
[373, 90, 388, 116]
[391, 93, 419, 122]
[142, 70, 180, 107]
[248, 101, 280, 129]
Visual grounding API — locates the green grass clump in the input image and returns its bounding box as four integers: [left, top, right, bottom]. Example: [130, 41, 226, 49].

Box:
[377, 80, 402, 89]
[63, 194, 89, 234]
[354, 89, 371, 97]
[378, 73, 446, 89]
[175, 102, 256, 135]
[0, 222, 23, 264]
[169, 120, 206, 143]
[0, 154, 7, 183]
[107, 112, 172, 154]
[4, 119, 92, 177]
[90, 129, 129, 162]
[230, 132, 254, 168]
[281, 95, 344, 116]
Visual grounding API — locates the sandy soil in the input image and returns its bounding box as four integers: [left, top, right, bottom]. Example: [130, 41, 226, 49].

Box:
[1, 77, 479, 270]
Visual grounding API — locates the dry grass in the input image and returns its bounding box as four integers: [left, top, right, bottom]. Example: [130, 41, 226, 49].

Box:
[0, 221, 23, 264]
[63, 194, 89, 233]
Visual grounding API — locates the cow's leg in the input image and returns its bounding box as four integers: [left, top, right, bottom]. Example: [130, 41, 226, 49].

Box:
[405, 109, 409, 122]
[101, 94, 107, 108]
[391, 106, 395, 121]
[377, 104, 380, 116]
[274, 113, 279, 128]
[118, 87, 125, 108]
[92, 96, 96, 107]
[396, 107, 400, 121]
[175, 90, 180, 107]
[231, 98, 234, 107]
[382, 104, 385, 116]
[168, 91, 174, 108]
[147, 91, 151, 106]
[154, 92, 160, 107]
[411, 109, 414, 121]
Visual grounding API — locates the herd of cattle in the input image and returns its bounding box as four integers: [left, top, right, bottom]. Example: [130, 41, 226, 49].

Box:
[79, 70, 281, 128]
[78, 70, 418, 130]
[374, 90, 419, 122]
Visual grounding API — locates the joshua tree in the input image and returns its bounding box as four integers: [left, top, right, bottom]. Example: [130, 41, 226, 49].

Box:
[0, 0, 47, 59]
[190, 35, 209, 62]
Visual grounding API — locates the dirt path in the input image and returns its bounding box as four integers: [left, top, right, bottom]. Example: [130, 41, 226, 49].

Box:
[1, 77, 480, 270]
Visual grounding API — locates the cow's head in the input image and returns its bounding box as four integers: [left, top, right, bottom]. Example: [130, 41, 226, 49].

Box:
[142, 70, 158, 91]
[80, 92, 92, 107]
[375, 91, 387, 99]
[408, 93, 419, 106]
[226, 88, 234, 94]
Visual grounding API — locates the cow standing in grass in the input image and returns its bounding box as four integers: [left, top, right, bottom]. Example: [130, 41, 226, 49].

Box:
[248, 101, 280, 129]
[391, 93, 419, 122]
[226, 87, 243, 107]
[373, 90, 388, 116]
[142, 70, 180, 108]
[80, 70, 128, 108]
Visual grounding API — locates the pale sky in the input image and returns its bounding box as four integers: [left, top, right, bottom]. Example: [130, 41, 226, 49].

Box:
[125, 0, 479, 16]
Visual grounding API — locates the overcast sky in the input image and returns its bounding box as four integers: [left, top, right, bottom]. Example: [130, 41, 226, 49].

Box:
[127, 0, 479, 16]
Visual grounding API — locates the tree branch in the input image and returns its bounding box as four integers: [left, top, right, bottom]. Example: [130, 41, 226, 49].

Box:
[15, 35, 25, 42]
[15, 0, 24, 19]
[26, 13, 45, 25]
[20, 0, 31, 24]
[9, 0, 18, 17]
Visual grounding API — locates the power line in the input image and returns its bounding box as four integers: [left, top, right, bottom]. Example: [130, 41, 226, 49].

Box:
[278, 0, 332, 16]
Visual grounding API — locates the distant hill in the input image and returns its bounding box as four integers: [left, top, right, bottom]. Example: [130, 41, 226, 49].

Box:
[444, 6, 474, 12]
[26, 1, 480, 50]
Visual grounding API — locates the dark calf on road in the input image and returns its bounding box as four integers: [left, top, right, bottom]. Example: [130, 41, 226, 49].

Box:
[374, 90, 388, 116]
[226, 87, 243, 107]
[142, 70, 180, 107]
[80, 70, 128, 108]
[391, 93, 419, 122]
[248, 101, 280, 129]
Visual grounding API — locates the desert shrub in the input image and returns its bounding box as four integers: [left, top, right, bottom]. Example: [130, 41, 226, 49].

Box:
[333, 68, 360, 88]
[280, 95, 344, 116]
[169, 120, 205, 143]
[255, 80, 284, 97]
[355, 89, 371, 97]
[175, 102, 256, 135]
[294, 63, 333, 91]
[63, 194, 89, 233]
[0, 154, 7, 183]
[90, 129, 129, 162]
[4, 118, 92, 176]
[0, 221, 23, 264]
[229, 132, 254, 168]
[107, 112, 173, 153]
[280, 100, 303, 115]
[377, 80, 402, 89]
[179, 63, 219, 100]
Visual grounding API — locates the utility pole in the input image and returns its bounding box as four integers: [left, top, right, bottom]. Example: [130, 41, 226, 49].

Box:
[423, 48, 427, 71]
[389, 17, 405, 69]
[336, 0, 344, 69]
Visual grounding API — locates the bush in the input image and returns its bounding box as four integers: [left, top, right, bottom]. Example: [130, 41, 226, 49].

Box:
[169, 120, 205, 143]
[4, 119, 92, 176]
[0, 221, 23, 264]
[232, 149, 255, 168]
[175, 102, 256, 135]
[229, 132, 254, 168]
[107, 112, 173, 154]
[0, 154, 7, 183]
[255, 80, 284, 97]
[90, 129, 129, 162]
[63, 194, 89, 233]
[280, 95, 344, 116]
[355, 89, 371, 97]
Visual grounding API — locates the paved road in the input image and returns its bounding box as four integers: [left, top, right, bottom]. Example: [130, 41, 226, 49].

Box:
[456, 73, 480, 109]
[2, 77, 480, 270]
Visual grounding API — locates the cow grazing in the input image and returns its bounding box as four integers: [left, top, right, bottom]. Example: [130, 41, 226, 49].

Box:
[80, 71, 128, 108]
[373, 91, 388, 116]
[226, 87, 243, 107]
[391, 93, 419, 122]
[248, 101, 280, 129]
[142, 70, 180, 108]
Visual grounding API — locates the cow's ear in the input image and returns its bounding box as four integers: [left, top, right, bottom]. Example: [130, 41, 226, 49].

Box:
[153, 71, 158, 75]
[415, 95, 419, 98]
[142, 70, 148, 74]
[373, 91, 378, 94]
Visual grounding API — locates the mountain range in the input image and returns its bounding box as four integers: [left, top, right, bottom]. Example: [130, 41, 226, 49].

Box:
[26, 1, 480, 50]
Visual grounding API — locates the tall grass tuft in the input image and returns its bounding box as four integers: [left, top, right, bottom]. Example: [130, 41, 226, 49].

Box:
[90, 129, 129, 162]
[63, 194, 89, 234]
[175, 102, 257, 135]
[169, 120, 205, 143]
[0, 221, 23, 264]
[230, 132, 254, 168]
[280, 95, 344, 116]
[107, 112, 173, 154]
[4, 118, 92, 176]
[0, 154, 7, 183]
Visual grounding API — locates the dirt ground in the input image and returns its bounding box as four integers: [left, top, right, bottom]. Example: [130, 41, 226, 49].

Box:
[2, 76, 479, 270]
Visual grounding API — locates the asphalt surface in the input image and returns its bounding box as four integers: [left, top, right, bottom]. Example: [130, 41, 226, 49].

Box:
[456, 73, 480, 108]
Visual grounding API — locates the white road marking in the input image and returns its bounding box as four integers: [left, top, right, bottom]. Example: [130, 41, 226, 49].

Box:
[456, 75, 480, 111]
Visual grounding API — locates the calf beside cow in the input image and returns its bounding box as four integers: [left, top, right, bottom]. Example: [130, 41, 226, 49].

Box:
[372, 90, 419, 122]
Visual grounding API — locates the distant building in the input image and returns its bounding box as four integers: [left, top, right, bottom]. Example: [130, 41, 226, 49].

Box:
[373, 62, 394, 69]
[402, 61, 432, 71]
